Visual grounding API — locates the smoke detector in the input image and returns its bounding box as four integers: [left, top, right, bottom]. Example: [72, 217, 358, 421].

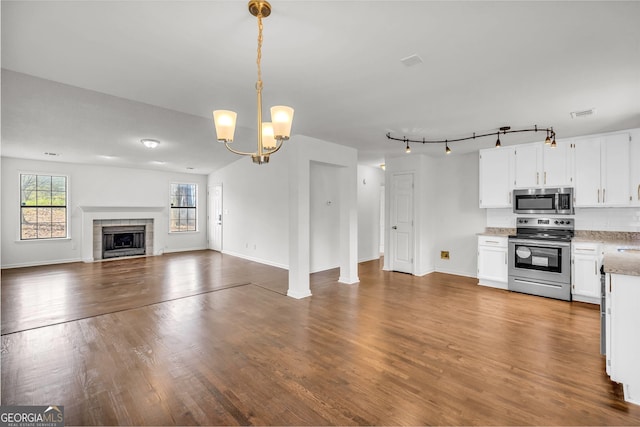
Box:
[570, 108, 597, 119]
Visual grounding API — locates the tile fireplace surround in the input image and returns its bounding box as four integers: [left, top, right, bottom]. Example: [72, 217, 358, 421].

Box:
[93, 219, 153, 260]
[79, 206, 165, 262]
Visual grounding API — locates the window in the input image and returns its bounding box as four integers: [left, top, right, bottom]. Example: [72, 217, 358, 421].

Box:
[170, 183, 197, 232]
[20, 174, 68, 240]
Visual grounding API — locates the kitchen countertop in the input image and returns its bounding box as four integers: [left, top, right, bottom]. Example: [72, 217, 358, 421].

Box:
[571, 232, 640, 276]
[603, 244, 640, 276]
[477, 228, 515, 237]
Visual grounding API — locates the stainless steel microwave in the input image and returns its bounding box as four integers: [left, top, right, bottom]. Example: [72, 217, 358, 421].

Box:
[513, 187, 574, 215]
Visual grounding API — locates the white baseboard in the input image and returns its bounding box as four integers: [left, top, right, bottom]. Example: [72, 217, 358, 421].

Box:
[221, 250, 289, 270]
[435, 267, 478, 279]
[1, 257, 82, 269]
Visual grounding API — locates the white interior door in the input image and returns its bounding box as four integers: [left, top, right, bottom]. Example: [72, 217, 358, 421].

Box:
[390, 173, 414, 273]
[209, 184, 223, 251]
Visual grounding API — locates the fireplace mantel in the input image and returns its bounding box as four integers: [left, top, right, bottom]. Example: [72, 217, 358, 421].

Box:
[79, 206, 165, 213]
[80, 206, 166, 262]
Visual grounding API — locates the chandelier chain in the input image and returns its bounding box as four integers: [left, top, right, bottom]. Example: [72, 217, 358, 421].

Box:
[256, 13, 263, 90]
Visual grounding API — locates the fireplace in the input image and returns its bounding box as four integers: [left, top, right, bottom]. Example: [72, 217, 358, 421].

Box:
[102, 225, 146, 259]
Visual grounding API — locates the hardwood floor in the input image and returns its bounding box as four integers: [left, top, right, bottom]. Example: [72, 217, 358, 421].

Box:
[2, 250, 640, 425]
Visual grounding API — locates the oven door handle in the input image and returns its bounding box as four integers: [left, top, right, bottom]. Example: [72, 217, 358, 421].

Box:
[509, 238, 571, 248]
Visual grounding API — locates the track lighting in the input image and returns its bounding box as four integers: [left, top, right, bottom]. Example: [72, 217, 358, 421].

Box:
[386, 125, 556, 154]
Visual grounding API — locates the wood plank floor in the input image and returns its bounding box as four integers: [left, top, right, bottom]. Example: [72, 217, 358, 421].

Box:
[2, 250, 640, 425]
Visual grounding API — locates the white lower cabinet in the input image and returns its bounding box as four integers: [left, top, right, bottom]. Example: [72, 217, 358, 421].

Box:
[477, 235, 508, 289]
[571, 242, 603, 304]
[608, 273, 640, 406]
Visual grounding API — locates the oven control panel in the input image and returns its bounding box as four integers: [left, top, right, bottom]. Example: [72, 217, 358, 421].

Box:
[516, 217, 574, 230]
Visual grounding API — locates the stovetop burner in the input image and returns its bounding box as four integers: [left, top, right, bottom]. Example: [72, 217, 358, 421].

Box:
[512, 217, 575, 241]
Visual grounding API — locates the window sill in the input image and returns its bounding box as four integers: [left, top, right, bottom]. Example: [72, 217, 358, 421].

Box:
[168, 231, 200, 234]
[15, 237, 72, 243]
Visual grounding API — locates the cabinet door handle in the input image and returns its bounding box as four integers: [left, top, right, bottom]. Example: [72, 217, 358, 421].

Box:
[597, 189, 600, 203]
[637, 184, 639, 201]
[595, 260, 598, 275]
[505, 252, 507, 265]
[544, 171, 547, 185]
[536, 172, 539, 185]
[603, 188, 606, 203]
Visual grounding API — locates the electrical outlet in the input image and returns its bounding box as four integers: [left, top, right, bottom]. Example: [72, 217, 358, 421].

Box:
[441, 251, 450, 260]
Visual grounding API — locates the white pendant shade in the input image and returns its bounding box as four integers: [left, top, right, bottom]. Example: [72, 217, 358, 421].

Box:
[270, 106, 294, 140]
[213, 110, 237, 142]
[261, 122, 277, 150]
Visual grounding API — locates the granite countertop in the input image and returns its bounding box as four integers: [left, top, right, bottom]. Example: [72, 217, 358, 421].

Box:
[572, 231, 640, 276]
[603, 245, 640, 277]
[477, 228, 515, 237]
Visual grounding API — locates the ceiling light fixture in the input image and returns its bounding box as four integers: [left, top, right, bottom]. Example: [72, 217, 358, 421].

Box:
[386, 125, 557, 153]
[212, 1, 294, 165]
[405, 139, 411, 154]
[141, 139, 160, 149]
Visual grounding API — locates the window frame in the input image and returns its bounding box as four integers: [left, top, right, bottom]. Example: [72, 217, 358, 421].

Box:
[169, 182, 198, 233]
[19, 172, 70, 241]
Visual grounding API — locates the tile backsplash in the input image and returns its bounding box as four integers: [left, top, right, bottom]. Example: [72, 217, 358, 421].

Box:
[487, 207, 640, 232]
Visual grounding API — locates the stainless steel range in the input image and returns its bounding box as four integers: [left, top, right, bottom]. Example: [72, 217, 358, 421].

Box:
[508, 217, 574, 301]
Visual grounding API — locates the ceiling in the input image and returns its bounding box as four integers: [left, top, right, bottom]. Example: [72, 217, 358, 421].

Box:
[2, 1, 640, 174]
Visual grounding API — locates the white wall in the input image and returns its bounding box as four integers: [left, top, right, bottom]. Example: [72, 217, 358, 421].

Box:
[208, 135, 369, 277]
[1, 157, 208, 268]
[357, 165, 384, 263]
[208, 153, 290, 268]
[384, 152, 486, 278]
[310, 162, 340, 272]
[433, 152, 487, 276]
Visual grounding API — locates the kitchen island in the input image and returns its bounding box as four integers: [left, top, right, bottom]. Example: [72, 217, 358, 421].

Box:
[604, 244, 640, 406]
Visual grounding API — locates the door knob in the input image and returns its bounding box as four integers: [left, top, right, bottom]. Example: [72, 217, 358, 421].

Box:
[392, 226, 397, 230]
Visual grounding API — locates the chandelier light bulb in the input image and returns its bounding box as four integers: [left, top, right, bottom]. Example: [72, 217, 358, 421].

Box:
[261, 122, 277, 150]
[213, 110, 237, 142]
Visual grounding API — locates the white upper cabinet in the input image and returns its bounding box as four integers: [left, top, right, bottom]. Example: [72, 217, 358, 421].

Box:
[543, 140, 573, 187]
[479, 147, 514, 208]
[513, 141, 573, 189]
[574, 133, 630, 207]
[514, 144, 541, 188]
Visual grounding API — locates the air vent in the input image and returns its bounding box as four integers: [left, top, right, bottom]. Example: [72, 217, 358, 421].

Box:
[400, 54, 423, 67]
[570, 108, 597, 119]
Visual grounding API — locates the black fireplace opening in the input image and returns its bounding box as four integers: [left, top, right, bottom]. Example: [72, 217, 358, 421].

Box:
[102, 226, 146, 259]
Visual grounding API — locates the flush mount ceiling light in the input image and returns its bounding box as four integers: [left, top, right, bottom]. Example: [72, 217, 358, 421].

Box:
[387, 125, 556, 154]
[212, 1, 294, 165]
[141, 139, 160, 149]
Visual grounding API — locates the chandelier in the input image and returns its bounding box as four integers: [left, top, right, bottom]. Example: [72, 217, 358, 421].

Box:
[387, 125, 556, 155]
[213, 1, 294, 165]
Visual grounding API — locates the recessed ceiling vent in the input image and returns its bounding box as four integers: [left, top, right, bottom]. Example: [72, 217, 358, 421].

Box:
[570, 108, 597, 119]
[400, 54, 424, 67]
